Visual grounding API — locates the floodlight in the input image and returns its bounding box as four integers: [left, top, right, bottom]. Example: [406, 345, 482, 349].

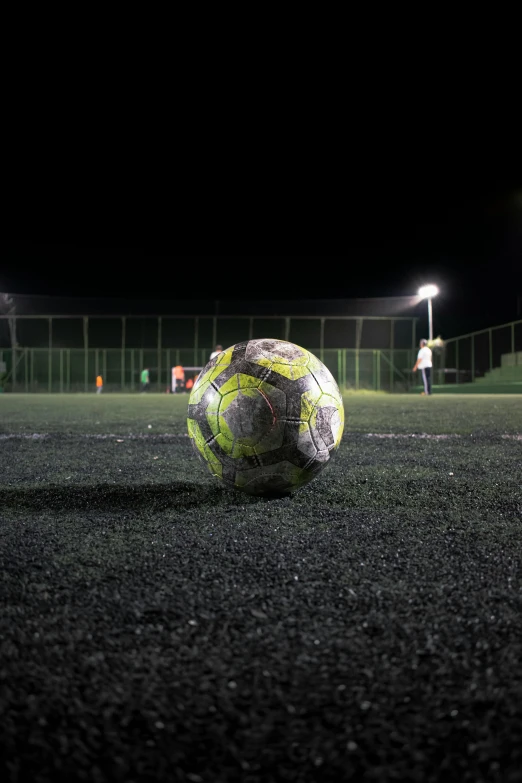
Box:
[418, 284, 439, 299]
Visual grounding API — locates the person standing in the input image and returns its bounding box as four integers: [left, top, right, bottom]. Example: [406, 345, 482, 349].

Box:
[172, 364, 185, 393]
[96, 374, 103, 394]
[412, 339, 433, 395]
[210, 344, 223, 361]
[141, 368, 150, 393]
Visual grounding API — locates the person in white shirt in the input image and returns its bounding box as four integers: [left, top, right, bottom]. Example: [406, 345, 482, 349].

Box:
[209, 344, 223, 361]
[412, 338, 433, 395]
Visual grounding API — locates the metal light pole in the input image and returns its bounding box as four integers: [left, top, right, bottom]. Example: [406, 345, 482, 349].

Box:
[427, 296, 433, 342]
[418, 285, 439, 342]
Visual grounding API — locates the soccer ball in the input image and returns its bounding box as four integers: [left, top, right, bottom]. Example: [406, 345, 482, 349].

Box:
[187, 338, 345, 496]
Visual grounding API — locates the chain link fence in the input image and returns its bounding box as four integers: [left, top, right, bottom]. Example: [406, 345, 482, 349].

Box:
[0, 314, 418, 393]
[0, 347, 415, 393]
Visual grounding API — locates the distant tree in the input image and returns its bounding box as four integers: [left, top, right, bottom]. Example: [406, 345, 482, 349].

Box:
[427, 336, 444, 352]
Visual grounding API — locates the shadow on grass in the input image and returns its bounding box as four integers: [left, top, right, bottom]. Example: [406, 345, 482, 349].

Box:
[0, 481, 268, 512]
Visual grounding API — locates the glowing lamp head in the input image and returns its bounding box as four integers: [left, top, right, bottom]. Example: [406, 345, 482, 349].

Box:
[418, 284, 439, 299]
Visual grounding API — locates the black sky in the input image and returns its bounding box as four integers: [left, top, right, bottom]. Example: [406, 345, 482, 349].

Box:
[1, 184, 521, 337]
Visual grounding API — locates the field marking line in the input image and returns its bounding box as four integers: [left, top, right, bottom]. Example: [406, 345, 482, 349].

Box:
[365, 433, 458, 440]
[0, 433, 189, 440]
[1, 432, 521, 441]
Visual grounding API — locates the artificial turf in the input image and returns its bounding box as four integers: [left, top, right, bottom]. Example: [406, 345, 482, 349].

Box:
[1, 393, 521, 782]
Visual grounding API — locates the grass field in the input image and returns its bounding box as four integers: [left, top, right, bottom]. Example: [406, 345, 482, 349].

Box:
[1, 393, 521, 782]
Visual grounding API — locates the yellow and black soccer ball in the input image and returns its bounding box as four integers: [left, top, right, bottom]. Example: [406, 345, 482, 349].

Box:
[187, 339, 345, 496]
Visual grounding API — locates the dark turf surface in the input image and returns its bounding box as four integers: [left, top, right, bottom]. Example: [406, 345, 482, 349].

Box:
[1, 394, 522, 782]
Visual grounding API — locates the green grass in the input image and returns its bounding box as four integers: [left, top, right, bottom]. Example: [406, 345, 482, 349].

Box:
[2, 392, 522, 435]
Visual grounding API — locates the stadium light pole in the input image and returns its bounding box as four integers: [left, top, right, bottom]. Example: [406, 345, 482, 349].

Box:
[418, 284, 439, 342]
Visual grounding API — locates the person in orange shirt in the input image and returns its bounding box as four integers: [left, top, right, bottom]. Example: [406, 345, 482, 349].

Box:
[96, 374, 103, 394]
[185, 377, 194, 392]
[172, 365, 185, 394]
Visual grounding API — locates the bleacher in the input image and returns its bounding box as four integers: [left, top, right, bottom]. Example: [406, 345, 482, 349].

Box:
[474, 352, 522, 387]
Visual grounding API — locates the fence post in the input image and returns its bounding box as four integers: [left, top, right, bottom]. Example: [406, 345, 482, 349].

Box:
[83, 317, 89, 393]
[48, 317, 53, 393]
[456, 340, 459, 385]
[377, 351, 381, 391]
[390, 320, 394, 393]
[285, 318, 291, 342]
[121, 317, 126, 391]
[355, 319, 363, 350]
[157, 316, 162, 392]
[355, 349, 359, 390]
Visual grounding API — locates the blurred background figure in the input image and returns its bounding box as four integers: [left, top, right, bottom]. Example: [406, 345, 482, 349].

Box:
[210, 344, 223, 361]
[412, 339, 433, 395]
[96, 374, 103, 394]
[141, 368, 150, 393]
[172, 364, 185, 393]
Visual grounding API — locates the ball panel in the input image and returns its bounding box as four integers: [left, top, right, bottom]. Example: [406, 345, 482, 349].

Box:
[296, 422, 319, 460]
[299, 387, 323, 422]
[307, 359, 342, 401]
[187, 419, 224, 479]
[190, 346, 235, 402]
[188, 378, 213, 406]
[218, 372, 261, 395]
[214, 431, 256, 459]
[270, 362, 311, 380]
[207, 377, 287, 455]
[204, 389, 222, 439]
[309, 393, 345, 450]
[245, 338, 309, 366]
[250, 416, 286, 455]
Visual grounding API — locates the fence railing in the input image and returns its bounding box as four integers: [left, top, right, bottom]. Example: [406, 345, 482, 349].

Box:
[0, 314, 418, 353]
[0, 348, 415, 393]
[433, 319, 522, 384]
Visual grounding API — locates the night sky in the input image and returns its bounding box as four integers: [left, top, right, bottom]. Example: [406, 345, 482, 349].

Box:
[1, 185, 521, 338]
